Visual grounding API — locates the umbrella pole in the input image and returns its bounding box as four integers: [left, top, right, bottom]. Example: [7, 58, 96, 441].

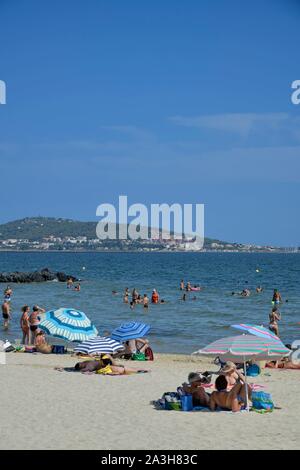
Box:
[243, 359, 249, 412]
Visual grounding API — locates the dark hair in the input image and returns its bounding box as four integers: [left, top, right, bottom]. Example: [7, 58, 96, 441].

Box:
[285, 344, 292, 350]
[21, 305, 29, 313]
[32, 305, 39, 312]
[74, 363, 81, 371]
[215, 375, 228, 391]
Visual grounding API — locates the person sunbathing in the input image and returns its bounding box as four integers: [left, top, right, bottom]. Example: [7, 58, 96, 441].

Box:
[182, 372, 210, 407]
[219, 361, 245, 386]
[210, 375, 252, 412]
[74, 354, 149, 375]
[266, 357, 300, 369]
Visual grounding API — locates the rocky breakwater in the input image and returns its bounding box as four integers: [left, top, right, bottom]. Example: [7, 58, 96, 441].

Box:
[0, 268, 78, 283]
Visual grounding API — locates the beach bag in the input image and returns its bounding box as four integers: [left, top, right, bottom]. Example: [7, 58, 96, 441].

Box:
[246, 363, 261, 377]
[52, 345, 65, 354]
[252, 391, 274, 411]
[131, 352, 146, 361]
[3, 341, 15, 353]
[180, 394, 193, 412]
[145, 347, 154, 361]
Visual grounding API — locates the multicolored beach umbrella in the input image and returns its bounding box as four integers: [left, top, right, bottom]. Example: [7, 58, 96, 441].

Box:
[74, 336, 124, 355]
[193, 334, 290, 363]
[193, 334, 290, 412]
[231, 324, 279, 341]
[111, 322, 150, 342]
[39, 308, 98, 342]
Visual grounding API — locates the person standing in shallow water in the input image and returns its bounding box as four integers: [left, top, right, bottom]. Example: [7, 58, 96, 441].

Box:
[20, 305, 30, 344]
[180, 280, 184, 290]
[2, 300, 11, 329]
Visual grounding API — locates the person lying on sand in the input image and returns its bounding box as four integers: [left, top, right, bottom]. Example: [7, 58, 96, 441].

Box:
[210, 375, 252, 412]
[182, 372, 210, 407]
[266, 357, 300, 369]
[55, 354, 150, 375]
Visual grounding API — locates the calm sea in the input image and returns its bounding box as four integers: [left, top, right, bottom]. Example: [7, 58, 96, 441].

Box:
[0, 252, 299, 353]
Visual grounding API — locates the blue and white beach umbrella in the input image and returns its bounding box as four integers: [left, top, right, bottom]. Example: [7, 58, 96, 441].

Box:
[39, 308, 98, 342]
[111, 322, 150, 342]
[74, 336, 124, 355]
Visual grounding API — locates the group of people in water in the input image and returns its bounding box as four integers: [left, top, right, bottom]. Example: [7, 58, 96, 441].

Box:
[122, 287, 166, 309]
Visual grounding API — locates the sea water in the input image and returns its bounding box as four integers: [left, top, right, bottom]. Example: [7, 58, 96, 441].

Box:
[0, 252, 299, 353]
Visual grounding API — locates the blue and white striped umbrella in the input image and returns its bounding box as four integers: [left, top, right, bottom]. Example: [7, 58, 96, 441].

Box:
[111, 322, 150, 341]
[39, 308, 98, 342]
[74, 336, 124, 355]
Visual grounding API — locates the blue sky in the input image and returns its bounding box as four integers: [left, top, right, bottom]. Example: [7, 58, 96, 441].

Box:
[0, 0, 299, 246]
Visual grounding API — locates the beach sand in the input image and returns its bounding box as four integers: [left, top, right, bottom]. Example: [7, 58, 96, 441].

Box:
[0, 352, 299, 450]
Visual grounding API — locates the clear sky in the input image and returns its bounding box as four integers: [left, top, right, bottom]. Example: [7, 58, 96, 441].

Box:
[0, 0, 299, 246]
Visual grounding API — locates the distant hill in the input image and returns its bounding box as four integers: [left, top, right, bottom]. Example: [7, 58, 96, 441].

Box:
[0, 217, 231, 248]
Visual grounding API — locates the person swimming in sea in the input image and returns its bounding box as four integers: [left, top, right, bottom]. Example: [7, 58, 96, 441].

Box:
[272, 289, 282, 305]
[180, 280, 184, 290]
[143, 294, 149, 309]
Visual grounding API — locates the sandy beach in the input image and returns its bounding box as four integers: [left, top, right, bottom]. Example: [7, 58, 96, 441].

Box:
[1, 352, 299, 450]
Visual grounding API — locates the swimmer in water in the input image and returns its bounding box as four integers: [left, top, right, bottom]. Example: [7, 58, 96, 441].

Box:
[180, 280, 184, 290]
[143, 294, 149, 309]
[272, 289, 282, 304]
[256, 286, 263, 293]
[186, 282, 192, 292]
[74, 283, 81, 292]
[182, 293, 187, 301]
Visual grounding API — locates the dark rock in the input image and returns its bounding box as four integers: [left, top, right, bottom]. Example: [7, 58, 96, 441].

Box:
[0, 268, 78, 283]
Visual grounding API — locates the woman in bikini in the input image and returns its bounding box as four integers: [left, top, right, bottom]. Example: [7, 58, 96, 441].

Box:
[269, 307, 281, 336]
[20, 305, 30, 345]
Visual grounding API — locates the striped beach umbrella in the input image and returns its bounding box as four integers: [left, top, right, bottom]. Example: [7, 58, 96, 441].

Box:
[193, 335, 290, 411]
[39, 308, 98, 342]
[111, 322, 150, 342]
[74, 336, 124, 355]
[231, 324, 279, 341]
[193, 335, 290, 363]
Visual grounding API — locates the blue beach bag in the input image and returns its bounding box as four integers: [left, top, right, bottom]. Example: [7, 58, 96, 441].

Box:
[252, 391, 274, 411]
[246, 363, 261, 377]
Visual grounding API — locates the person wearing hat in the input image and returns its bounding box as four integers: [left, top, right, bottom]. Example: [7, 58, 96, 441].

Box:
[219, 362, 245, 386]
[182, 372, 210, 407]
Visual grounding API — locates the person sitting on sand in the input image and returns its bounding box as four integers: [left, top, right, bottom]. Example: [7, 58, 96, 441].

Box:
[219, 362, 245, 386]
[20, 305, 30, 345]
[182, 372, 210, 407]
[35, 331, 53, 354]
[123, 337, 149, 356]
[269, 307, 281, 336]
[210, 375, 252, 412]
